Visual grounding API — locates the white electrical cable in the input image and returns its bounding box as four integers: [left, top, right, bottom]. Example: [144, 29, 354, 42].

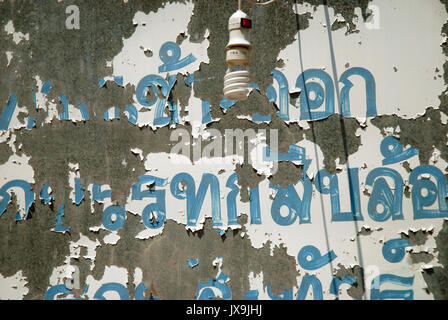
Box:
[239, 0, 276, 10]
[245, 0, 276, 7]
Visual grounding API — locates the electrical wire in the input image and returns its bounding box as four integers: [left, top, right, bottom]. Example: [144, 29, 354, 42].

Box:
[294, 0, 367, 300]
[245, 0, 276, 6]
[239, 0, 276, 10]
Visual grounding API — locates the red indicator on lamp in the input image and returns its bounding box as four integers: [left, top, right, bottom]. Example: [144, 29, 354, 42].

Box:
[240, 18, 252, 28]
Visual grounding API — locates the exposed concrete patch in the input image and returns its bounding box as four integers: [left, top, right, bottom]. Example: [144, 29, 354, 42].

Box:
[422, 266, 448, 299]
[333, 263, 364, 300]
[409, 252, 435, 264]
[304, 115, 362, 173]
[0, 0, 187, 112]
[357, 225, 373, 236]
[421, 220, 448, 299]
[0, 199, 69, 299]
[1, 0, 447, 300]
[371, 108, 448, 166]
[170, 73, 193, 117]
[400, 228, 434, 246]
[0, 135, 14, 165]
[234, 163, 265, 202]
[90, 217, 297, 299]
[268, 162, 303, 188]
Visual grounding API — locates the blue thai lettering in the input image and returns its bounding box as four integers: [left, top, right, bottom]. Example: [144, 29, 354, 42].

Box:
[154, 75, 176, 126]
[263, 145, 309, 166]
[114, 76, 124, 87]
[226, 173, 239, 226]
[54, 203, 71, 233]
[370, 274, 414, 300]
[330, 275, 356, 296]
[74, 177, 84, 205]
[0, 179, 34, 220]
[380, 136, 418, 165]
[134, 283, 147, 300]
[184, 73, 194, 87]
[26, 116, 36, 130]
[219, 96, 237, 110]
[125, 104, 138, 124]
[136, 73, 176, 125]
[141, 196, 166, 229]
[132, 175, 168, 229]
[315, 168, 363, 221]
[0, 94, 17, 131]
[249, 185, 262, 225]
[59, 95, 69, 120]
[269, 69, 290, 121]
[102, 205, 126, 231]
[267, 285, 293, 300]
[40, 184, 53, 204]
[195, 272, 231, 300]
[298, 245, 337, 270]
[409, 165, 448, 219]
[103, 107, 120, 121]
[93, 282, 130, 300]
[296, 275, 323, 300]
[41, 80, 51, 95]
[136, 74, 167, 107]
[135, 282, 159, 300]
[201, 99, 212, 124]
[78, 103, 90, 121]
[98, 78, 107, 88]
[250, 82, 260, 91]
[32, 92, 37, 109]
[44, 284, 72, 300]
[252, 112, 271, 122]
[382, 238, 411, 263]
[131, 175, 168, 200]
[244, 290, 259, 300]
[171, 173, 222, 227]
[266, 84, 276, 104]
[339, 67, 377, 118]
[92, 184, 112, 203]
[158, 41, 196, 73]
[365, 167, 404, 221]
[270, 179, 312, 225]
[296, 69, 334, 121]
[187, 259, 199, 268]
[168, 100, 179, 124]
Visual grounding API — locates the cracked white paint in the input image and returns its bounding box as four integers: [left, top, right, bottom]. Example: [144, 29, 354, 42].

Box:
[69, 233, 101, 271]
[33, 76, 60, 124]
[0, 271, 29, 299]
[4, 20, 29, 44]
[281, 0, 447, 121]
[5, 51, 13, 66]
[48, 265, 78, 296]
[126, 151, 246, 237]
[103, 231, 121, 245]
[86, 183, 121, 244]
[85, 266, 129, 300]
[0, 136, 35, 220]
[68, 162, 80, 205]
[1, 0, 447, 301]
[238, 121, 445, 299]
[131, 147, 144, 161]
[112, 0, 210, 130]
[133, 267, 143, 287]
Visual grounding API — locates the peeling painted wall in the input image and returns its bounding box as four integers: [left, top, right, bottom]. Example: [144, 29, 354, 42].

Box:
[0, 0, 448, 300]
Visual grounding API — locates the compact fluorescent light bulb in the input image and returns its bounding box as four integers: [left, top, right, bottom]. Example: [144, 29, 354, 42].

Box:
[223, 10, 252, 101]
